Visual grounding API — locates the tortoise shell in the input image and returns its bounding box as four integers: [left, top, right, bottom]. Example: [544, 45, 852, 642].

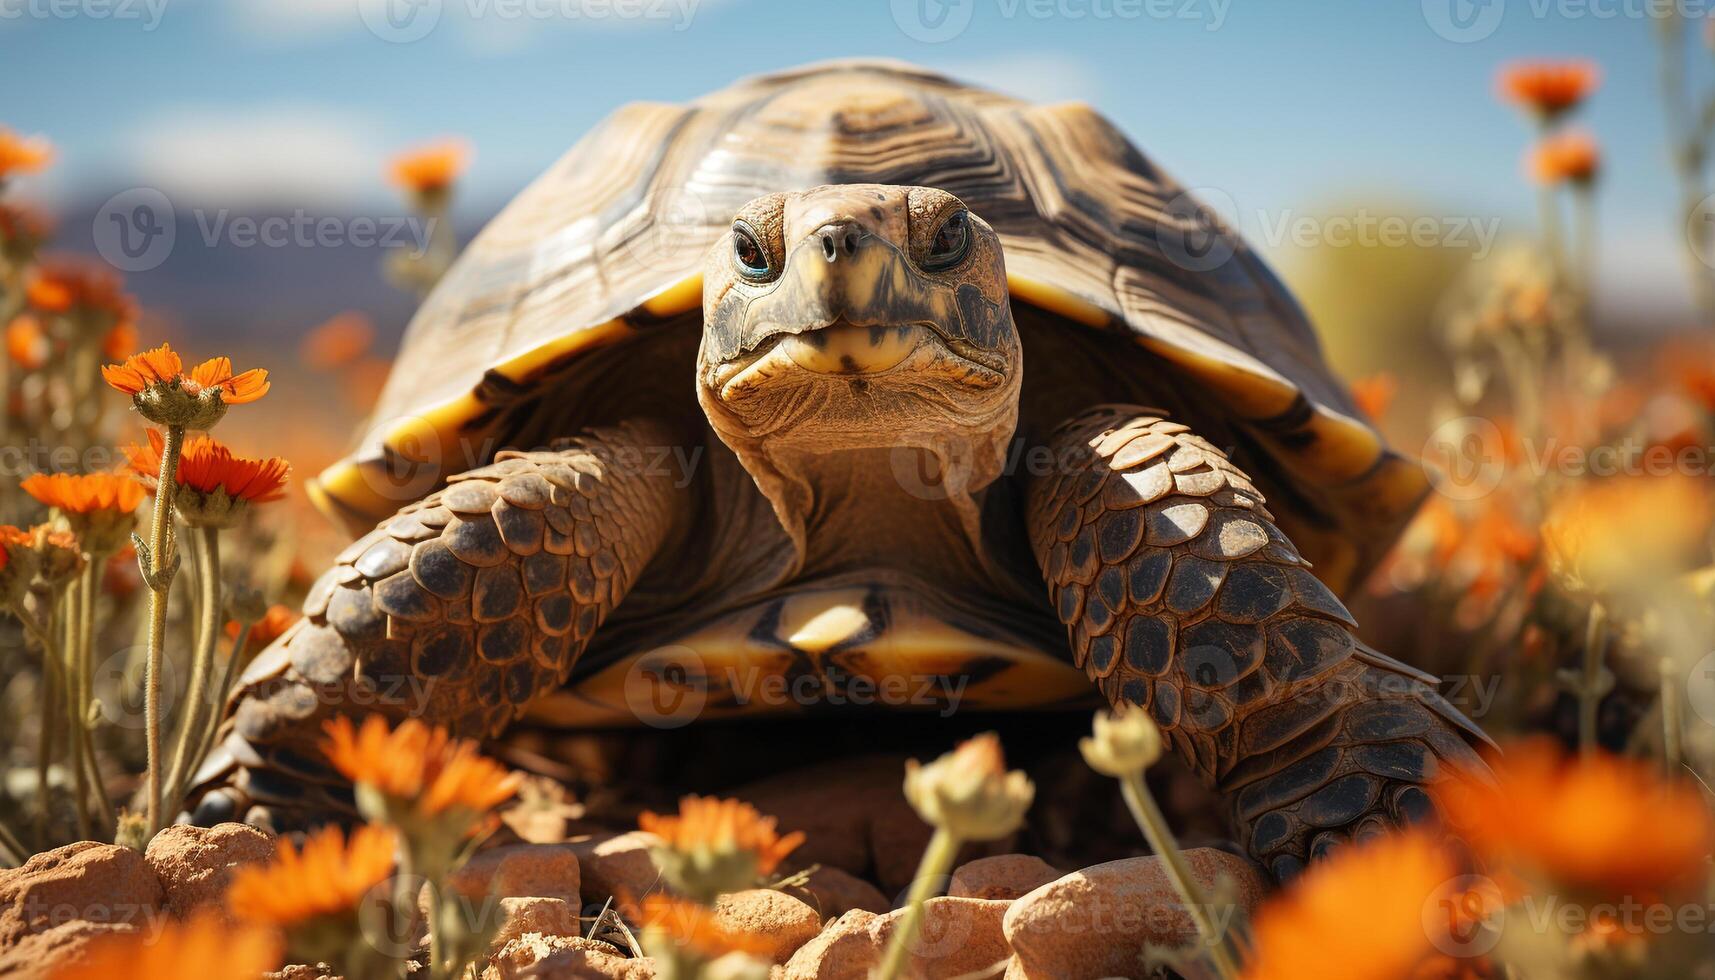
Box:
[312, 59, 1426, 593]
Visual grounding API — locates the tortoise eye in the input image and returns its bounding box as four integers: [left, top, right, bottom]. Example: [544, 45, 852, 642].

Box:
[732, 222, 774, 281]
[923, 209, 970, 271]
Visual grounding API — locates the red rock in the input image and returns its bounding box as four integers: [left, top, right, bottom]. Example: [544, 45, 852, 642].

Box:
[782, 897, 1009, 980]
[779, 909, 881, 980]
[144, 823, 275, 923]
[1002, 848, 1266, 980]
[567, 832, 661, 905]
[447, 843, 582, 905]
[712, 890, 821, 964]
[736, 757, 908, 880]
[484, 932, 655, 980]
[0, 919, 141, 980]
[493, 897, 583, 946]
[948, 855, 1059, 902]
[0, 842, 164, 947]
[779, 866, 889, 920]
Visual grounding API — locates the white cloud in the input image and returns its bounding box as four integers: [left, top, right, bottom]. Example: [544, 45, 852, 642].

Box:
[930, 52, 1102, 106]
[121, 106, 389, 208]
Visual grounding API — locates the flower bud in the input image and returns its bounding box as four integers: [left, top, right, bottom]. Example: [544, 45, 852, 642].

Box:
[1080, 703, 1164, 777]
[28, 525, 85, 588]
[172, 484, 247, 529]
[133, 382, 230, 430]
[902, 733, 1034, 842]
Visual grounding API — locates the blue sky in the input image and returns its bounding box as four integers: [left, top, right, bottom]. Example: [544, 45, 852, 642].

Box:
[1, 0, 1706, 316]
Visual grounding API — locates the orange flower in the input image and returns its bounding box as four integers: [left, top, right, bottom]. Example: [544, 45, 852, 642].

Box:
[322, 715, 520, 822]
[1542, 476, 1712, 593]
[126, 429, 290, 504]
[227, 603, 296, 654]
[28, 525, 84, 585]
[1350, 373, 1397, 425]
[1528, 130, 1600, 186]
[21, 471, 144, 516]
[1659, 336, 1715, 414]
[0, 524, 31, 576]
[0, 201, 52, 251]
[6, 315, 47, 370]
[299, 311, 374, 370]
[639, 894, 770, 960]
[1242, 831, 1466, 980]
[226, 823, 397, 928]
[1497, 60, 1600, 119]
[1434, 739, 1713, 900]
[388, 140, 468, 197]
[102, 319, 137, 361]
[640, 796, 806, 880]
[48, 910, 280, 980]
[102, 342, 270, 404]
[25, 258, 136, 329]
[0, 128, 52, 180]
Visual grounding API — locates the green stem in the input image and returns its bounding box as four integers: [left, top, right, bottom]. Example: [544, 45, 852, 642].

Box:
[1579, 601, 1608, 754]
[63, 575, 90, 842]
[0, 263, 22, 523]
[1652, 11, 1715, 325]
[165, 526, 220, 810]
[75, 559, 113, 839]
[142, 424, 184, 834]
[1571, 184, 1596, 316]
[390, 849, 418, 980]
[428, 876, 448, 980]
[1661, 657, 1684, 774]
[875, 827, 962, 980]
[1538, 183, 1565, 275]
[192, 620, 250, 780]
[17, 604, 68, 847]
[0, 813, 27, 867]
[1119, 772, 1241, 980]
[36, 616, 58, 849]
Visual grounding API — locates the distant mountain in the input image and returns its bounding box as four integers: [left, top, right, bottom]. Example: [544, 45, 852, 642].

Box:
[45, 192, 505, 350]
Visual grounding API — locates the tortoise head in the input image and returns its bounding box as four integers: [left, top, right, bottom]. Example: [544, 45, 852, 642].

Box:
[696, 184, 1020, 465]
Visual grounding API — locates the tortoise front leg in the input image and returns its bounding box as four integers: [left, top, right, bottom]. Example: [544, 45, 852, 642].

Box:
[1027, 405, 1490, 879]
[186, 419, 688, 831]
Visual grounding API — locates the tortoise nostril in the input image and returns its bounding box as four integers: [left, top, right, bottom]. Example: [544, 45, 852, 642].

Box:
[815, 221, 863, 262]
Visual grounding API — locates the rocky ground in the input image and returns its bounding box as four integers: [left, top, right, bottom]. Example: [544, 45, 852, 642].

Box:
[0, 753, 1266, 980]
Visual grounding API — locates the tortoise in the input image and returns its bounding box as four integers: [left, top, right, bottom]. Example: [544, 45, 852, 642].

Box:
[190, 59, 1489, 878]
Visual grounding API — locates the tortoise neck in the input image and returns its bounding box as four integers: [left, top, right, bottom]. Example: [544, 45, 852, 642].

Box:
[775, 446, 994, 585]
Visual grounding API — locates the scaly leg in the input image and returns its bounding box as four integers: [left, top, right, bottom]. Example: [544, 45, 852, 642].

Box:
[1028, 405, 1490, 879]
[186, 419, 687, 831]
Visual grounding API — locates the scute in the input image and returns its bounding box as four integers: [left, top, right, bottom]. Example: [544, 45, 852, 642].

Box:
[315, 58, 1426, 593]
